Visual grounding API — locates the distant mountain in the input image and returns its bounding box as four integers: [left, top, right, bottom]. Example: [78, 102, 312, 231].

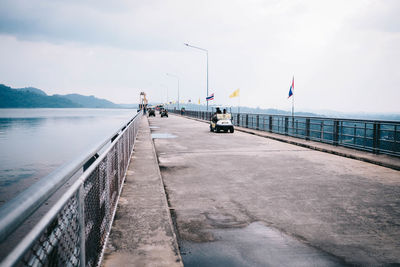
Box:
[0, 84, 124, 108]
[317, 111, 400, 121]
[169, 103, 400, 121]
[0, 84, 81, 108]
[118, 103, 139, 109]
[236, 106, 319, 117]
[56, 94, 120, 108]
[16, 87, 47, 96]
[169, 103, 320, 117]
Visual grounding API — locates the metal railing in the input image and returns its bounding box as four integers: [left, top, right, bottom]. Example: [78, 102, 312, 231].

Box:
[0, 111, 142, 267]
[171, 109, 400, 157]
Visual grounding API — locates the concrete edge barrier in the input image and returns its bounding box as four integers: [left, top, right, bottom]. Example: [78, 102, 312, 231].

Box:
[102, 116, 183, 267]
[148, 117, 184, 266]
[175, 114, 400, 171]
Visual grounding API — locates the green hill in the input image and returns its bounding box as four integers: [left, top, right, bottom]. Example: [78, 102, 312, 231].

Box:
[0, 84, 122, 108]
[56, 94, 120, 108]
[0, 84, 81, 108]
[16, 87, 47, 96]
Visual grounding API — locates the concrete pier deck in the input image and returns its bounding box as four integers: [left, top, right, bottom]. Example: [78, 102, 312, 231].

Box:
[183, 114, 400, 171]
[150, 114, 400, 266]
[102, 117, 182, 267]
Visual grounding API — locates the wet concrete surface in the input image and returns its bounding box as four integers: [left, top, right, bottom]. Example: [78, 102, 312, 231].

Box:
[181, 222, 347, 267]
[149, 115, 400, 266]
[152, 133, 177, 139]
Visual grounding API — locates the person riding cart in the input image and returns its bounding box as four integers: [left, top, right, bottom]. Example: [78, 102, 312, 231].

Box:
[210, 108, 234, 133]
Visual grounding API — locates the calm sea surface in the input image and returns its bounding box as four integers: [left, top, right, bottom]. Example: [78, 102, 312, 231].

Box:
[0, 108, 137, 206]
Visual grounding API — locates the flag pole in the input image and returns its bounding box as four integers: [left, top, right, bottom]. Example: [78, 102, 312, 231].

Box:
[292, 92, 294, 117]
[291, 76, 294, 118]
[238, 94, 240, 114]
[291, 76, 294, 131]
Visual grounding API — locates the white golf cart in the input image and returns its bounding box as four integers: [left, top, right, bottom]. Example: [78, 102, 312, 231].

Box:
[210, 113, 234, 133]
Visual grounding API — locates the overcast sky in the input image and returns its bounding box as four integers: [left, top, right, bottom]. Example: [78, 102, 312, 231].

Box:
[0, 0, 399, 113]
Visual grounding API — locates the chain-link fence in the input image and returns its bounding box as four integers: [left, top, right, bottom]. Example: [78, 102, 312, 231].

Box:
[0, 112, 142, 267]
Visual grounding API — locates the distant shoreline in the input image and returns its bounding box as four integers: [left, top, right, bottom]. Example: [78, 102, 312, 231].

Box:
[0, 84, 137, 109]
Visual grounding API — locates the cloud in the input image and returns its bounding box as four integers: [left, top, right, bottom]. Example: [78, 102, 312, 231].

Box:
[0, 0, 399, 112]
[349, 0, 400, 33]
[0, 0, 180, 50]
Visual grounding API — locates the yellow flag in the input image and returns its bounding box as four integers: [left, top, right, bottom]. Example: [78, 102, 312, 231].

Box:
[198, 98, 200, 104]
[229, 89, 240, 98]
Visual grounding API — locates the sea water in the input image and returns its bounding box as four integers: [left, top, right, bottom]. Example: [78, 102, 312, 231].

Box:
[0, 108, 137, 206]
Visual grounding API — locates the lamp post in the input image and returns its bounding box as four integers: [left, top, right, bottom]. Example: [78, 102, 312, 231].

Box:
[166, 73, 180, 110]
[184, 43, 209, 111]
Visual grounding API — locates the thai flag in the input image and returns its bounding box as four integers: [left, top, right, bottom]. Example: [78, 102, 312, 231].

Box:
[206, 93, 214, 101]
[288, 77, 294, 98]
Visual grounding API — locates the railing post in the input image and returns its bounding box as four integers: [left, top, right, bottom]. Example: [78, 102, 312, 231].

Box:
[246, 114, 249, 128]
[78, 185, 86, 267]
[269, 116, 273, 132]
[333, 120, 339, 146]
[305, 118, 310, 140]
[395, 125, 398, 153]
[285, 117, 289, 135]
[256, 115, 260, 130]
[237, 114, 240, 126]
[373, 122, 381, 154]
[291, 117, 295, 135]
[363, 123, 367, 148]
[263, 116, 266, 131]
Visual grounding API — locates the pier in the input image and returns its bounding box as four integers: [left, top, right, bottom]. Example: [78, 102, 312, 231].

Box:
[1, 112, 399, 266]
[106, 114, 399, 266]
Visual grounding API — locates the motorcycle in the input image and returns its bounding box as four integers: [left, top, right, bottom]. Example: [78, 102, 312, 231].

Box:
[161, 109, 168, 117]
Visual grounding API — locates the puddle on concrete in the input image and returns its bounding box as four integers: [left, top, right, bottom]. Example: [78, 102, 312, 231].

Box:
[180, 222, 347, 267]
[151, 133, 177, 139]
[149, 126, 160, 129]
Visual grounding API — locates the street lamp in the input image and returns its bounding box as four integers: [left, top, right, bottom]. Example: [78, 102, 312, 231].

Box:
[166, 73, 180, 110]
[184, 43, 209, 111]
